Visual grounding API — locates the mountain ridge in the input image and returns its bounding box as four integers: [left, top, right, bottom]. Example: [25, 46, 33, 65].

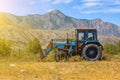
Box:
[0, 10, 120, 38]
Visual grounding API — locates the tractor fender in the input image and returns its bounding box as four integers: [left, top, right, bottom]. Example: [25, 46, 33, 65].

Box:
[84, 41, 103, 50]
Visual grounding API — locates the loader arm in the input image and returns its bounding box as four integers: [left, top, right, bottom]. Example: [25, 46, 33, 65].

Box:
[43, 39, 69, 55]
[44, 39, 53, 55]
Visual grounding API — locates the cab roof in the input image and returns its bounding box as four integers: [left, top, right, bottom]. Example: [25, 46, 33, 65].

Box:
[76, 28, 96, 31]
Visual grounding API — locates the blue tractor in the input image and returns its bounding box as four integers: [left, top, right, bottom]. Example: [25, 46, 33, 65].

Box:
[43, 28, 103, 61]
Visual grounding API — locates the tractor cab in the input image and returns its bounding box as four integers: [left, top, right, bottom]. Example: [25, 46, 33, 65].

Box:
[76, 28, 98, 42]
[76, 29, 98, 52]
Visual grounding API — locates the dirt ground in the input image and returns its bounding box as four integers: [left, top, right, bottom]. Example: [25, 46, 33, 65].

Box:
[0, 61, 120, 80]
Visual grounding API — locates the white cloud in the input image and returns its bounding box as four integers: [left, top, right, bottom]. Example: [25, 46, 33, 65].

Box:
[29, 1, 36, 5]
[82, 0, 100, 2]
[46, 9, 54, 12]
[115, 0, 120, 4]
[73, 0, 120, 14]
[84, 2, 102, 7]
[83, 8, 120, 14]
[52, 0, 72, 4]
[29, 0, 51, 5]
[75, 8, 120, 14]
[82, 0, 102, 7]
[108, 8, 120, 13]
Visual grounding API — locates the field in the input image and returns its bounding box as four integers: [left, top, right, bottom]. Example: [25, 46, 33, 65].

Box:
[0, 56, 120, 80]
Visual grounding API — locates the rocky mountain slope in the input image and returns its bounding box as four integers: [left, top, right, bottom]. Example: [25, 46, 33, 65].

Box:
[0, 10, 120, 51]
[0, 10, 120, 38]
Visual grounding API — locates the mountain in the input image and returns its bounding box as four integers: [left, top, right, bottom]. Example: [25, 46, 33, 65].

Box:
[0, 10, 120, 38]
[0, 10, 120, 50]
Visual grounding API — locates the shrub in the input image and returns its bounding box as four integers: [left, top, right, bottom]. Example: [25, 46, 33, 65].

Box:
[26, 38, 42, 54]
[103, 43, 117, 54]
[0, 39, 12, 56]
[117, 41, 120, 55]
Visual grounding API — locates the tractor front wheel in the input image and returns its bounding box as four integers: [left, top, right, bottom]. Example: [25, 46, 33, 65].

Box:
[54, 51, 67, 62]
[82, 44, 102, 61]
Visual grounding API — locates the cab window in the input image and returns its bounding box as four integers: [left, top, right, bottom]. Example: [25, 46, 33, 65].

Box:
[87, 32, 96, 40]
[78, 32, 84, 41]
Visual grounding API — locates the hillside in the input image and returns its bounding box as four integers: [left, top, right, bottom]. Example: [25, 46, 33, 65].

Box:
[0, 10, 120, 38]
[0, 25, 119, 49]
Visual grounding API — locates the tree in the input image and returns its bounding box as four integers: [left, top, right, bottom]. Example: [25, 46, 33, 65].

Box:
[26, 38, 42, 54]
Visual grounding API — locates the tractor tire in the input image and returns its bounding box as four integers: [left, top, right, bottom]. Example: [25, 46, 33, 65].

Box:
[82, 44, 102, 61]
[54, 51, 67, 62]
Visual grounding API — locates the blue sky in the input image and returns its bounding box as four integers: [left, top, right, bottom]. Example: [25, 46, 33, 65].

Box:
[0, 0, 120, 26]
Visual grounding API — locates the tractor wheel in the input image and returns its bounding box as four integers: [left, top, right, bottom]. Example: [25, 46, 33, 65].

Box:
[54, 51, 67, 62]
[82, 44, 102, 61]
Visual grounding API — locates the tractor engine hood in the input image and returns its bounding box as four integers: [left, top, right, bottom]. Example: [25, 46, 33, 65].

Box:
[53, 41, 76, 48]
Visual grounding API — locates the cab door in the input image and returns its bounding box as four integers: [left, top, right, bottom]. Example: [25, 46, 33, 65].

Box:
[76, 31, 85, 53]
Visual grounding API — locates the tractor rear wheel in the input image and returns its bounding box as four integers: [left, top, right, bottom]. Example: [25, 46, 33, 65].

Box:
[54, 51, 67, 62]
[82, 44, 101, 61]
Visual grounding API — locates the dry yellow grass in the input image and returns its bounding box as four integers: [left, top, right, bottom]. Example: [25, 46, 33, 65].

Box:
[0, 60, 120, 80]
